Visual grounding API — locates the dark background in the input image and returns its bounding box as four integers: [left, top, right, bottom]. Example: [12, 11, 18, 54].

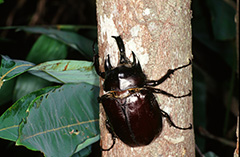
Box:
[0, 0, 238, 156]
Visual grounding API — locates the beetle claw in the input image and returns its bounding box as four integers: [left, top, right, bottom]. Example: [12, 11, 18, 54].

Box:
[187, 90, 192, 96]
[101, 136, 116, 151]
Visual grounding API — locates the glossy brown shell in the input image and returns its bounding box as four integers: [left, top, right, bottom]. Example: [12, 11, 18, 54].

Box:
[101, 88, 162, 146]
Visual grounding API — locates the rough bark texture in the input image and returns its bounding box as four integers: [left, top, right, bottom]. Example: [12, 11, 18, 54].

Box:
[96, 0, 195, 156]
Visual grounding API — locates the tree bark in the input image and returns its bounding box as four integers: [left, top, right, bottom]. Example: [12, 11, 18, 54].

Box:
[96, 0, 195, 156]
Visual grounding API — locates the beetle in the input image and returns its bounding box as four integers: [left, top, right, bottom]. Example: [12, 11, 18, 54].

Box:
[93, 36, 192, 151]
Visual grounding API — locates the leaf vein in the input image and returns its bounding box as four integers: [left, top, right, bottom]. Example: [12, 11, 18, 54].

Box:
[22, 119, 99, 141]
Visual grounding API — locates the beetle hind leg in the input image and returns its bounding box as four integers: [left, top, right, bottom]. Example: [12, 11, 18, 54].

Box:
[160, 109, 192, 130]
[101, 120, 116, 151]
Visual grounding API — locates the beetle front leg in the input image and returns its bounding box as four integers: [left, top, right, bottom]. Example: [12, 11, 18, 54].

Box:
[145, 60, 191, 87]
[101, 119, 116, 151]
[160, 109, 192, 130]
[93, 39, 105, 78]
[148, 87, 191, 98]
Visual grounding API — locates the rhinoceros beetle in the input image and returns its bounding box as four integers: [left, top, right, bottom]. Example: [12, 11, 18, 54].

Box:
[93, 36, 192, 151]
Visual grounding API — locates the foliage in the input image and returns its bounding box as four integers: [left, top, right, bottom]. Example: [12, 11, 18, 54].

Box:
[0, 26, 100, 156]
[192, 0, 238, 156]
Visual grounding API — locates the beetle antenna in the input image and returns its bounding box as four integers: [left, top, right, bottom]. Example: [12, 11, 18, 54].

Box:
[112, 36, 131, 64]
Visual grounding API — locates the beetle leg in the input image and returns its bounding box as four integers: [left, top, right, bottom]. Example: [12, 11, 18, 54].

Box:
[93, 38, 105, 78]
[160, 109, 192, 130]
[147, 87, 191, 98]
[101, 119, 116, 151]
[145, 59, 192, 87]
[98, 95, 116, 151]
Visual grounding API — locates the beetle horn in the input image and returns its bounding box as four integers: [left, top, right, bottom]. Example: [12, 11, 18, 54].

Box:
[112, 36, 130, 64]
[132, 51, 137, 66]
[105, 54, 112, 71]
[131, 51, 142, 69]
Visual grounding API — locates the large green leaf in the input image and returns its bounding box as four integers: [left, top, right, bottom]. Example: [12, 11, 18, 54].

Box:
[18, 26, 94, 60]
[0, 55, 34, 87]
[0, 86, 58, 141]
[16, 83, 100, 157]
[29, 60, 99, 86]
[26, 35, 68, 64]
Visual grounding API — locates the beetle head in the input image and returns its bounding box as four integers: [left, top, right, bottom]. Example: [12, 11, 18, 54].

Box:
[103, 36, 146, 91]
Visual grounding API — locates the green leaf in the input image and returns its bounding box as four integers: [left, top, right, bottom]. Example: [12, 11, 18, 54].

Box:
[0, 78, 15, 105]
[73, 135, 100, 154]
[54, 25, 98, 40]
[18, 26, 94, 60]
[26, 35, 68, 64]
[72, 145, 92, 157]
[29, 60, 99, 86]
[0, 55, 34, 86]
[12, 34, 67, 100]
[71, 135, 99, 157]
[206, 0, 236, 40]
[13, 73, 52, 101]
[0, 55, 34, 80]
[55, 25, 97, 32]
[0, 0, 3, 4]
[204, 151, 219, 157]
[0, 86, 58, 141]
[16, 83, 100, 157]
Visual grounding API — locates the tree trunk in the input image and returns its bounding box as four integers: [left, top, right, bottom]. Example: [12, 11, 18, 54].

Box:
[96, 0, 195, 156]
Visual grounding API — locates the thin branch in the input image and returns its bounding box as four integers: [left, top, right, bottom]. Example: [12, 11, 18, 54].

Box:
[29, 0, 46, 25]
[199, 127, 236, 148]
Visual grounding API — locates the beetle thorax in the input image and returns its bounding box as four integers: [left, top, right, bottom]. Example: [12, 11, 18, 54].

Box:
[119, 76, 134, 90]
[103, 65, 146, 91]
